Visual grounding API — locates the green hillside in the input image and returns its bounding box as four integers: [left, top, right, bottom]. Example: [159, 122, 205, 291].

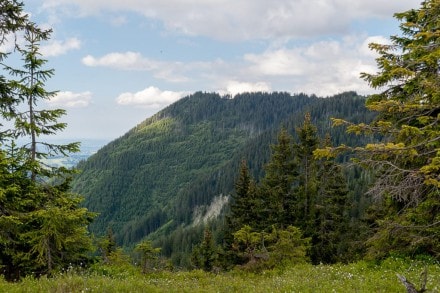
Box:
[72, 91, 373, 253]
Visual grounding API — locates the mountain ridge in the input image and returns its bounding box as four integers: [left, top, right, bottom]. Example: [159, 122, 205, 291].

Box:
[72, 91, 372, 254]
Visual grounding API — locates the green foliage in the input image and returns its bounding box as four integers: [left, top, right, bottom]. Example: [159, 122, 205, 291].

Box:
[0, 1, 94, 280]
[312, 134, 352, 264]
[190, 229, 218, 272]
[265, 226, 310, 268]
[89, 248, 137, 278]
[318, 0, 440, 260]
[135, 240, 161, 273]
[232, 225, 264, 264]
[225, 160, 261, 246]
[293, 113, 319, 235]
[72, 91, 375, 267]
[22, 191, 94, 272]
[0, 144, 95, 279]
[107, 248, 132, 267]
[226, 115, 353, 266]
[231, 225, 310, 272]
[0, 257, 439, 292]
[260, 127, 297, 228]
[95, 228, 117, 264]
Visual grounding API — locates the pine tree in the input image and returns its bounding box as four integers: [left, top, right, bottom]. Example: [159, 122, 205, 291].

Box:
[231, 225, 310, 270]
[191, 228, 218, 271]
[223, 160, 260, 266]
[293, 113, 319, 235]
[97, 227, 117, 264]
[0, 2, 95, 279]
[135, 240, 161, 273]
[312, 134, 350, 264]
[317, 0, 440, 259]
[227, 160, 260, 230]
[0, 0, 27, 40]
[231, 225, 265, 266]
[0, 0, 28, 135]
[265, 225, 310, 268]
[21, 181, 94, 273]
[3, 24, 79, 178]
[260, 127, 297, 228]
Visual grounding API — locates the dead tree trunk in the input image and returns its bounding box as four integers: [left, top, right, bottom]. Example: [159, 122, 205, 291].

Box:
[396, 268, 427, 293]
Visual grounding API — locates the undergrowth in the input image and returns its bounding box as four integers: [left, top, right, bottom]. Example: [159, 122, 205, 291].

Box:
[1, 257, 439, 292]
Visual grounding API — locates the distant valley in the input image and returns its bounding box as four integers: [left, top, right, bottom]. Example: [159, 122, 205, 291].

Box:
[44, 139, 110, 168]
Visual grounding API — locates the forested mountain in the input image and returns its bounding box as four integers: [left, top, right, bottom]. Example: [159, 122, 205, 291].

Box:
[72, 91, 374, 264]
[1, 0, 438, 282]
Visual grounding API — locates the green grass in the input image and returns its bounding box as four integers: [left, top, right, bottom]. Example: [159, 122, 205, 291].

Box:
[1, 258, 439, 292]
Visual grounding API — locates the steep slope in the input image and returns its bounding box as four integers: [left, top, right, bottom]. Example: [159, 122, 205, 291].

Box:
[72, 91, 372, 248]
[73, 92, 314, 243]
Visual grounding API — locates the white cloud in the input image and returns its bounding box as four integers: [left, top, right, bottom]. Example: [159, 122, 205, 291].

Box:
[47, 91, 92, 108]
[82, 51, 224, 83]
[223, 81, 271, 97]
[88, 34, 383, 97]
[348, 0, 419, 18]
[82, 51, 155, 70]
[1, 34, 80, 57]
[82, 52, 181, 80]
[30, 0, 422, 140]
[40, 37, 81, 57]
[244, 49, 308, 76]
[116, 86, 186, 108]
[41, 0, 420, 41]
[240, 35, 382, 96]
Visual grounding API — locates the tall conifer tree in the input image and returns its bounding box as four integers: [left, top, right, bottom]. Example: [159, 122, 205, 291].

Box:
[293, 113, 319, 235]
[313, 134, 350, 264]
[260, 128, 297, 228]
[0, 1, 95, 279]
[225, 160, 260, 242]
[316, 0, 440, 259]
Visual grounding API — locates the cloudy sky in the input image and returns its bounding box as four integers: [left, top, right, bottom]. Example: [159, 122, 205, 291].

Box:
[9, 0, 421, 140]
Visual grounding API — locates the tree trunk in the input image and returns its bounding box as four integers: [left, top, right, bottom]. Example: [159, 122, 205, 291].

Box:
[397, 273, 426, 293]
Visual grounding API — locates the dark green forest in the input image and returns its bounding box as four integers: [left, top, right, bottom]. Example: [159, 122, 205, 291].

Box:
[72, 91, 377, 266]
[1, 0, 439, 282]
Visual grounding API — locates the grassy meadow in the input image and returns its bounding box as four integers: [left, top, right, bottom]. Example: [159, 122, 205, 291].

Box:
[1, 258, 439, 293]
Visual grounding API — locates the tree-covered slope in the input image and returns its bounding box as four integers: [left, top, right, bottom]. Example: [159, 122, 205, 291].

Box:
[72, 91, 371, 247]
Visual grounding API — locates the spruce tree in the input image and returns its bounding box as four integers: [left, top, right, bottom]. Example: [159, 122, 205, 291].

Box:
[3, 24, 79, 177]
[135, 240, 161, 273]
[317, 0, 440, 259]
[97, 227, 117, 264]
[0, 2, 95, 279]
[223, 160, 259, 266]
[191, 228, 218, 271]
[313, 134, 350, 264]
[0, 0, 28, 133]
[293, 113, 319, 235]
[227, 160, 260, 230]
[260, 127, 297, 228]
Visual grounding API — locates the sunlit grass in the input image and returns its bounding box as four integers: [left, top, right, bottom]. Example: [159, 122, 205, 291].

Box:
[1, 258, 439, 292]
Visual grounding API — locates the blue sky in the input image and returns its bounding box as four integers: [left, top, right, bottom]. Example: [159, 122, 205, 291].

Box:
[4, 0, 421, 140]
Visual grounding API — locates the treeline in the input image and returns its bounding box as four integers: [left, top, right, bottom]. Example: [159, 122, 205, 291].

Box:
[146, 92, 375, 267]
[1, 0, 438, 281]
[219, 114, 362, 270]
[157, 114, 373, 268]
[72, 91, 375, 259]
[187, 0, 440, 271]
